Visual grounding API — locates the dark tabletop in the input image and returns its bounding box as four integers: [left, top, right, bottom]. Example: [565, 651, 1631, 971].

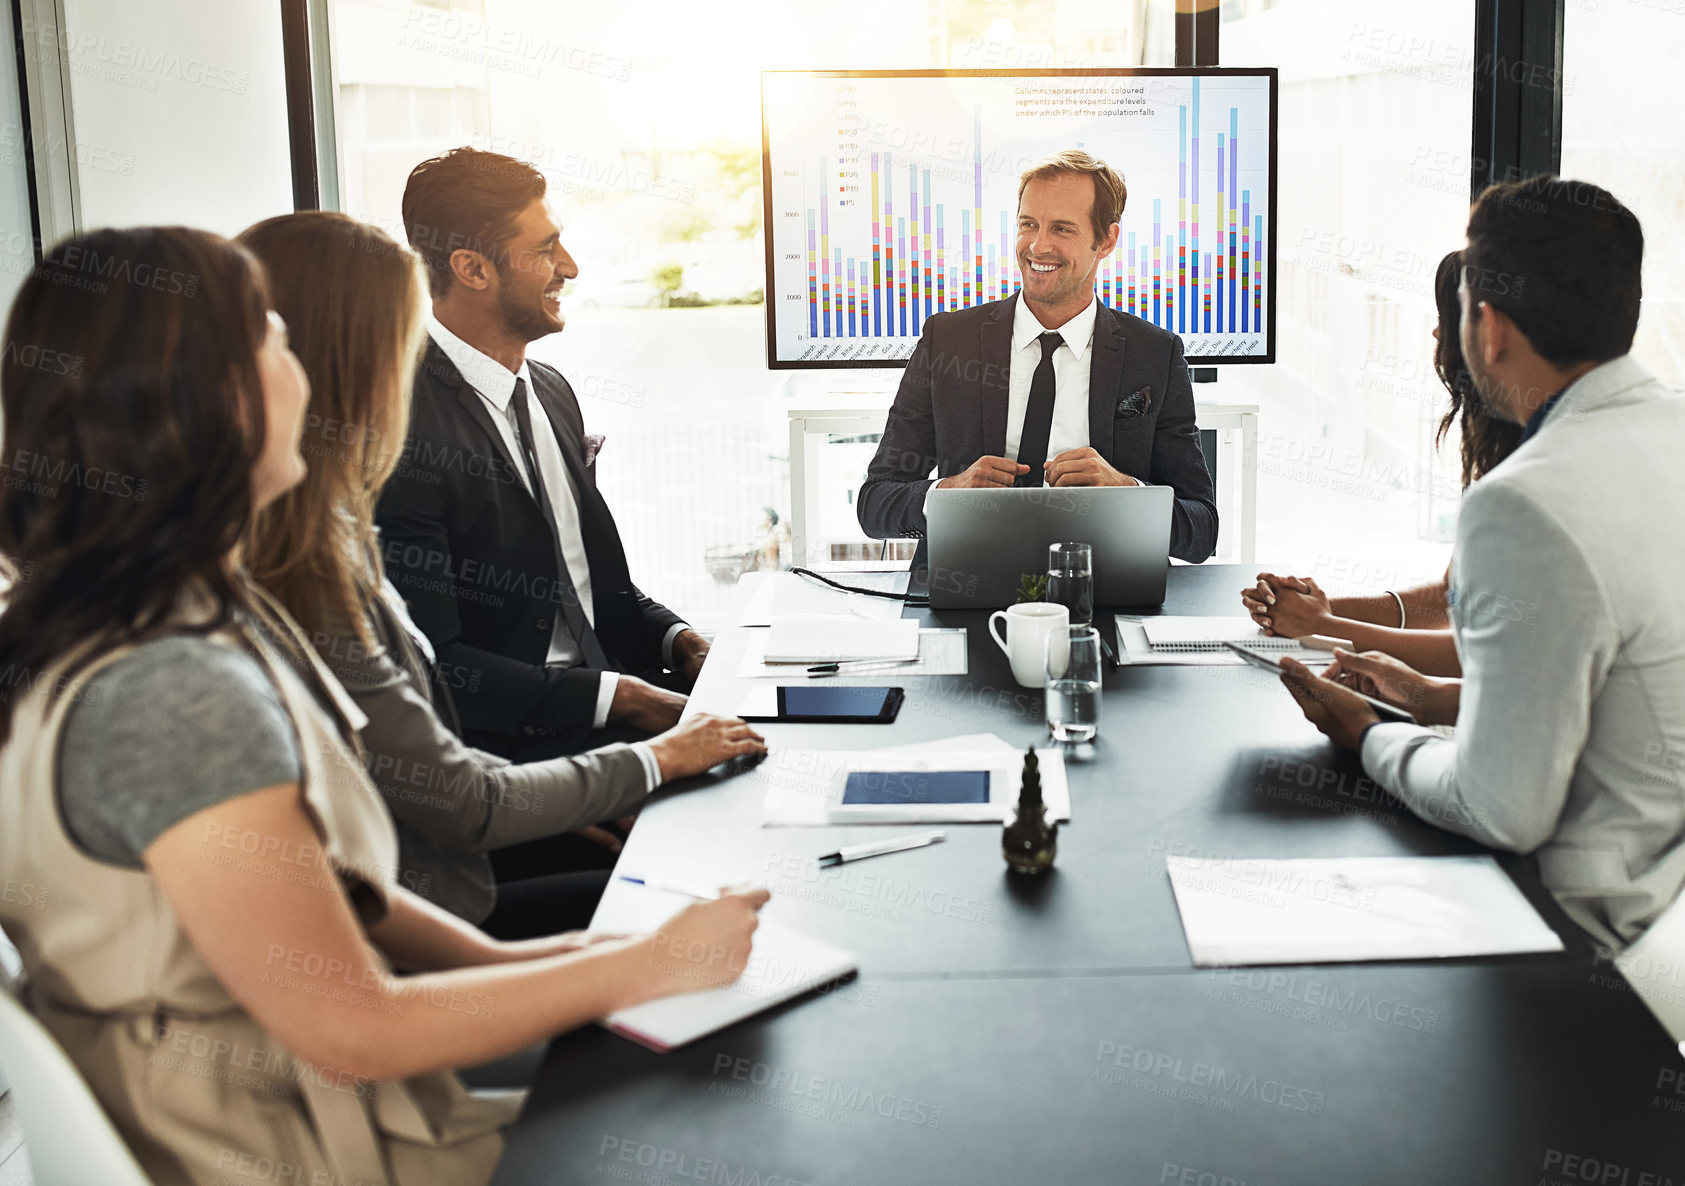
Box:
[491, 565, 1684, 1186]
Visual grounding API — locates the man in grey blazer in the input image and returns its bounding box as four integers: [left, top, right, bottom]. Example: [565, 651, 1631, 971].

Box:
[1280, 175, 1685, 954]
[857, 149, 1218, 565]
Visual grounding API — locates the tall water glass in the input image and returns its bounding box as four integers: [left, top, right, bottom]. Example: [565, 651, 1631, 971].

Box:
[1046, 625, 1102, 742]
[1046, 541, 1094, 627]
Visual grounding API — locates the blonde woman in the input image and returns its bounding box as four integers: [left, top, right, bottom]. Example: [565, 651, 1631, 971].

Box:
[238, 212, 764, 937]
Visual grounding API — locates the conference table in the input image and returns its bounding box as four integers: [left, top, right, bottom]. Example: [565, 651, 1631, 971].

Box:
[492, 565, 1683, 1186]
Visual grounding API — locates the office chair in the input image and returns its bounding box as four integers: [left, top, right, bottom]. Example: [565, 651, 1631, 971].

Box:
[0, 955, 152, 1185]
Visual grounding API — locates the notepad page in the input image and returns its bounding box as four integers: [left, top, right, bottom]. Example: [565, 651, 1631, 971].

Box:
[1140, 616, 1298, 652]
[602, 919, 858, 1052]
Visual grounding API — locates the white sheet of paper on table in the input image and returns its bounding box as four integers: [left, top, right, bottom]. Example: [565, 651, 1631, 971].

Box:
[758, 732, 1069, 826]
[1165, 854, 1563, 966]
[736, 627, 968, 679]
[737, 571, 912, 627]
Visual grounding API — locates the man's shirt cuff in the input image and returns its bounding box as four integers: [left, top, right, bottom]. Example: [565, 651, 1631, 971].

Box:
[662, 622, 690, 668]
[594, 671, 620, 729]
[629, 740, 662, 793]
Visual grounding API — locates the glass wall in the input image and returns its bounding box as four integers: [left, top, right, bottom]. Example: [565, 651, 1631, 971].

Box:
[0, 9, 38, 324]
[1221, 0, 1472, 598]
[330, 0, 1177, 628]
[1561, 0, 1685, 389]
[55, 0, 295, 234]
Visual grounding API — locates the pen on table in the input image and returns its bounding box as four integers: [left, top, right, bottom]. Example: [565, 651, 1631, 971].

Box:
[618, 876, 722, 900]
[806, 658, 918, 677]
[817, 829, 946, 868]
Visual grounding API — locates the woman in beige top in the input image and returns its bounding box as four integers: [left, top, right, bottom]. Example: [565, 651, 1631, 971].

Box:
[235, 211, 764, 937]
[0, 225, 767, 1186]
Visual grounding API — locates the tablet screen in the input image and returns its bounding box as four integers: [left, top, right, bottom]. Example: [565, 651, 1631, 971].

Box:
[782, 686, 894, 717]
[842, 770, 990, 805]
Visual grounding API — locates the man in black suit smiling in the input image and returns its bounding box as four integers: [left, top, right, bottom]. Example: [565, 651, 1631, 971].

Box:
[857, 149, 1218, 564]
[378, 147, 709, 761]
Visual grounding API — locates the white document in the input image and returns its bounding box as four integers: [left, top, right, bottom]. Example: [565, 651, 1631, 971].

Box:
[738, 628, 968, 678]
[1165, 854, 1563, 966]
[763, 617, 920, 663]
[738, 571, 911, 627]
[599, 887, 857, 1053]
[759, 732, 1069, 826]
[1115, 617, 1334, 668]
[1616, 890, 1685, 1044]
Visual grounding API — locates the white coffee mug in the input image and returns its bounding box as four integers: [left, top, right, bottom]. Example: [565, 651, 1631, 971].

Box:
[989, 601, 1070, 688]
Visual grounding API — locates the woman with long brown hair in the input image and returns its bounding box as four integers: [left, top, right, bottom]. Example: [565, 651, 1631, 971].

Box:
[235, 211, 762, 937]
[1238, 249, 1523, 698]
[0, 226, 767, 1186]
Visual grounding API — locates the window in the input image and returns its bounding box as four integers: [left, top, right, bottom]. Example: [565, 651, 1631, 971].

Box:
[51, 0, 294, 235]
[1220, 0, 1473, 596]
[0, 13, 37, 322]
[1561, 1, 1685, 389]
[330, 0, 1175, 628]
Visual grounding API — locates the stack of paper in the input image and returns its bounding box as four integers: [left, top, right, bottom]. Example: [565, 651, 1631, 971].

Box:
[737, 627, 968, 678]
[758, 732, 1070, 826]
[763, 617, 920, 663]
[599, 886, 857, 1052]
[1165, 854, 1563, 966]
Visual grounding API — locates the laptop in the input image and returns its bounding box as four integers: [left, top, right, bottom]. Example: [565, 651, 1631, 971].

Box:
[924, 485, 1174, 610]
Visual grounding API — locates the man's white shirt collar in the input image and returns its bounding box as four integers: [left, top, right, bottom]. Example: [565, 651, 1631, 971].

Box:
[1012, 293, 1098, 361]
[427, 313, 532, 412]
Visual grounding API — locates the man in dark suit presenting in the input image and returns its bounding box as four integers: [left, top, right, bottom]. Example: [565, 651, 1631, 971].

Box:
[858, 150, 1218, 564]
[379, 147, 709, 761]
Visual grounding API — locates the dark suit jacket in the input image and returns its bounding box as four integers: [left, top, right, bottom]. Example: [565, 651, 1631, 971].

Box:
[374, 339, 684, 749]
[857, 295, 1218, 563]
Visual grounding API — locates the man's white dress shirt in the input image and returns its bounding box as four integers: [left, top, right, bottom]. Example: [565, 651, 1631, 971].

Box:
[1004, 294, 1099, 464]
[426, 317, 621, 728]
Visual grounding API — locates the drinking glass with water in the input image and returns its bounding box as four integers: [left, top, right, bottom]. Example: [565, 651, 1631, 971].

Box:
[1046, 624, 1102, 743]
[1046, 541, 1093, 628]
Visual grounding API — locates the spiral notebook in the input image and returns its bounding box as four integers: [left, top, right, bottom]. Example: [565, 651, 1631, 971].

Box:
[1140, 616, 1304, 651]
[1115, 616, 1337, 667]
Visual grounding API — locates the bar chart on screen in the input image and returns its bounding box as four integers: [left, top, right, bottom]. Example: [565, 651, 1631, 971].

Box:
[762, 70, 1277, 368]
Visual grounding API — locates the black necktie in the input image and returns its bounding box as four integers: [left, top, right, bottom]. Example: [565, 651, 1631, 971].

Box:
[1016, 331, 1064, 488]
[508, 377, 609, 669]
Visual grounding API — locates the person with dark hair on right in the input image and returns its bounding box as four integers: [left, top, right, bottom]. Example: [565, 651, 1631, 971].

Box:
[1273, 176, 1685, 955]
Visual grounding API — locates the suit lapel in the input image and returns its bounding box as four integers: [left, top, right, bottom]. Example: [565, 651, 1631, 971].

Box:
[528, 367, 631, 586]
[979, 295, 1014, 458]
[530, 378, 591, 488]
[1088, 303, 1126, 463]
[423, 339, 530, 492]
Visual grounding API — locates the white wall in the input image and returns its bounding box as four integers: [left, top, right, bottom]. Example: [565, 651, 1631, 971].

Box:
[60, 0, 295, 235]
